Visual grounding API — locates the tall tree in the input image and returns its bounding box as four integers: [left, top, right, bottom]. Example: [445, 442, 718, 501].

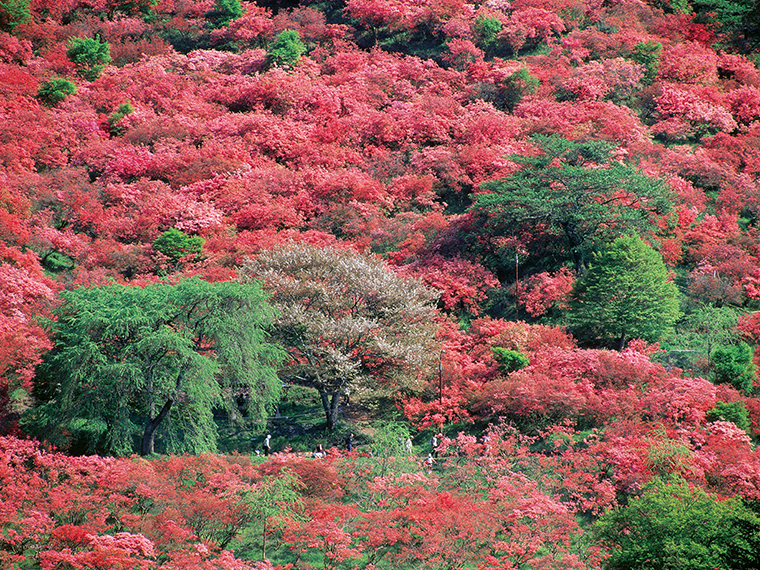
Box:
[568, 235, 681, 350]
[472, 135, 672, 273]
[28, 278, 283, 456]
[238, 243, 440, 430]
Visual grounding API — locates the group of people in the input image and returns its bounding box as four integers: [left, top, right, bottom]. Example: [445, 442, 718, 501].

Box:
[255, 432, 449, 468]
[311, 433, 354, 458]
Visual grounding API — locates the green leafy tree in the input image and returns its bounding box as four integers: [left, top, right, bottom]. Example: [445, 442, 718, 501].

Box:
[27, 278, 283, 456]
[592, 477, 760, 570]
[568, 235, 680, 350]
[630, 41, 662, 84]
[206, 0, 244, 28]
[266, 30, 306, 68]
[37, 78, 77, 106]
[152, 227, 205, 262]
[223, 471, 303, 560]
[491, 347, 529, 374]
[474, 15, 501, 53]
[0, 0, 30, 32]
[108, 100, 135, 135]
[712, 341, 756, 394]
[499, 65, 539, 111]
[473, 135, 672, 273]
[706, 400, 751, 432]
[675, 305, 740, 359]
[66, 36, 112, 81]
[238, 243, 440, 430]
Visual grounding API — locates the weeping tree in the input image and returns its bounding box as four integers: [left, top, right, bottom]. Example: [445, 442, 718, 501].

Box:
[239, 243, 440, 430]
[27, 278, 283, 456]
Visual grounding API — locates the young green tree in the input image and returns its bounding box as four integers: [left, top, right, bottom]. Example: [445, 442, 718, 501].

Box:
[712, 341, 756, 394]
[630, 40, 662, 83]
[28, 278, 283, 456]
[37, 77, 77, 106]
[568, 235, 680, 350]
[706, 400, 751, 432]
[152, 227, 204, 262]
[592, 477, 760, 570]
[472, 135, 672, 273]
[66, 36, 112, 81]
[491, 347, 529, 374]
[238, 243, 440, 430]
[266, 30, 306, 68]
[108, 101, 135, 135]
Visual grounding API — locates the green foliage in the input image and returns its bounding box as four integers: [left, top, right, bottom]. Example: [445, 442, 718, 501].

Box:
[37, 78, 77, 107]
[630, 41, 662, 84]
[498, 66, 539, 111]
[568, 235, 681, 350]
[267, 30, 306, 69]
[206, 0, 244, 28]
[473, 136, 672, 273]
[712, 342, 756, 394]
[659, 305, 740, 374]
[474, 15, 502, 52]
[706, 400, 751, 432]
[152, 227, 204, 262]
[27, 279, 284, 456]
[592, 477, 760, 570]
[691, 0, 759, 51]
[0, 0, 30, 32]
[364, 420, 417, 478]
[491, 347, 529, 374]
[108, 101, 135, 135]
[231, 471, 303, 560]
[66, 36, 112, 81]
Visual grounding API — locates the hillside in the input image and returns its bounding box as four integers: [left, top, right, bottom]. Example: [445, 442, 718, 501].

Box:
[2, 0, 760, 568]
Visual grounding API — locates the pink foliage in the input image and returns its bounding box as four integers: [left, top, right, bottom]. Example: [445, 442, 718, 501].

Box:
[515, 266, 574, 317]
[657, 41, 718, 86]
[653, 84, 737, 138]
[499, 7, 565, 53]
[397, 254, 498, 315]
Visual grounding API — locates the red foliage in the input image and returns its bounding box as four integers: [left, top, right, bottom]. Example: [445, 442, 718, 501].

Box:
[397, 254, 498, 315]
[514, 266, 574, 317]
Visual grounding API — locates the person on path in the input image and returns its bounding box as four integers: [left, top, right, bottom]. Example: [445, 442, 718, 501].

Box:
[346, 433, 354, 453]
[264, 434, 272, 456]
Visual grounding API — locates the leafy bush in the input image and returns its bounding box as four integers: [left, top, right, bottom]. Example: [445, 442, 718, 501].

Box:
[491, 347, 530, 374]
[152, 228, 205, 262]
[66, 36, 112, 81]
[267, 30, 306, 68]
[108, 101, 134, 135]
[706, 400, 751, 432]
[206, 0, 244, 28]
[37, 77, 76, 106]
[712, 342, 756, 394]
[630, 41, 662, 84]
[0, 0, 29, 31]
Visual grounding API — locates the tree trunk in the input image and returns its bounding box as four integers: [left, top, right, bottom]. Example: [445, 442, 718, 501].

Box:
[141, 398, 173, 456]
[563, 222, 587, 275]
[618, 331, 627, 352]
[320, 391, 341, 430]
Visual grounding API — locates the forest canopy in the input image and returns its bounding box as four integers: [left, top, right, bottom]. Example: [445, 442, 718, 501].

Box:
[1, 0, 760, 568]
